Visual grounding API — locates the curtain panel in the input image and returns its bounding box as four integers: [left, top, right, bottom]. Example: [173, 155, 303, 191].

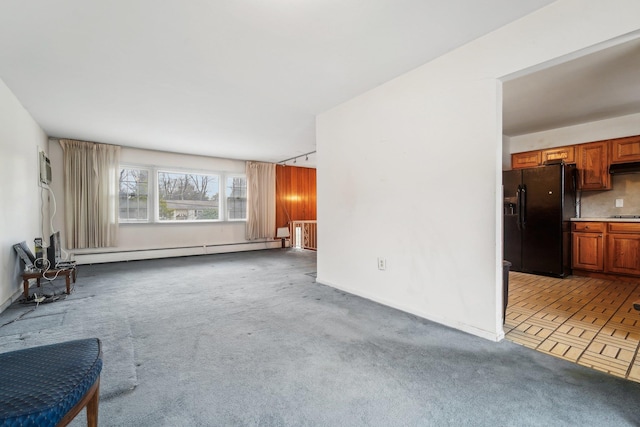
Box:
[59, 139, 120, 249]
[246, 161, 276, 240]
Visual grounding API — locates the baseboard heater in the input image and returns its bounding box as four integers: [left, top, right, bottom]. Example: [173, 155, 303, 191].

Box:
[71, 240, 281, 265]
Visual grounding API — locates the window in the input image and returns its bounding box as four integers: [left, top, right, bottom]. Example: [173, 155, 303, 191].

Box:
[226, 176, 247, 220]
[118, 165, 245, 223]
[119, 168, 149, 221]
[157, 171, 220, 221]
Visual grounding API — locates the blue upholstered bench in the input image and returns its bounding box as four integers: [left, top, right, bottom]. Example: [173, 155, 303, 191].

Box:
[0, 338, 103, 427]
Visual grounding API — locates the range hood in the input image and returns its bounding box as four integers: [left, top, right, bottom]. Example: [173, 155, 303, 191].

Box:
[609, 162, 640, 175]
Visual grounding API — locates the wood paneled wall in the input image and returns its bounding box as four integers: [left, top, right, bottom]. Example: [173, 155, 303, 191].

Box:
[275, 165, 316, 229]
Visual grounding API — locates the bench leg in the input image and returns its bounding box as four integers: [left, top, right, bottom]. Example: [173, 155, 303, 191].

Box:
[86, 378, 100, 427]
[65, 272, 71, 295]
[57, 376, 100, 427]
[23, 279, 29, 299]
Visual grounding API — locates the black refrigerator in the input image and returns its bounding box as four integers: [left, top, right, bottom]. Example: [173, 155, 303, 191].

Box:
[503, 163, 576, 278]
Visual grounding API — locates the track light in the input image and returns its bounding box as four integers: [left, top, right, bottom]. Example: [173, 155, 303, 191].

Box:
[277, 150, 316, 166]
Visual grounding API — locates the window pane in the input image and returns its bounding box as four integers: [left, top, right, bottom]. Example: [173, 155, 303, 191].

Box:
[226, 176, 247, 220]
[158, 171, 220, 221]
[119, 168, 149, 221]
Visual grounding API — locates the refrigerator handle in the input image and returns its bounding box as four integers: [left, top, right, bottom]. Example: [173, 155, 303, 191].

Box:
[516, 186, 522, 230]
[521, 185, 527, 228]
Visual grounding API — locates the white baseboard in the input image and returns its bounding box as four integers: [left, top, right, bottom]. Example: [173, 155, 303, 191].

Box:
[316, 276, 504, 342]
[71, 241, 282, 264]
[0, 287, 26, 314]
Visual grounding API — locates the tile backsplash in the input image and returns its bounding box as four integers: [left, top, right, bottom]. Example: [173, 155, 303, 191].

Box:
[580, 174, 640, 217]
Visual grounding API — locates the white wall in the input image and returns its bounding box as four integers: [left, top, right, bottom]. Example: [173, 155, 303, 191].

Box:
[502, 135, 511, 170]
[0, 78, 49, 311]
[317, 0, 640, 341]
[508, 112, 640, 154]
[48, 142, 279, 264]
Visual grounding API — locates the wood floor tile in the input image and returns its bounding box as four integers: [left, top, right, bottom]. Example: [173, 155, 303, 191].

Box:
[578, 352, 628, 376]
[618, 349, 635, 363]
[547, 332, 589, 349]
[550, 342, 570, 356]
[506, 331, 543, 349]
[627, 365, 640, 382]
[601, 345, 620, 358]
[564, 346, 584, 361]
[504, 272, 640, 384]
[537, 340, 557, 352]
[587, 341, 605, 353]
[592, 333, 638, 351]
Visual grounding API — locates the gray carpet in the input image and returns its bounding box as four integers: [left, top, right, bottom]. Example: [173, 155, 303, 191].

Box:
[1, 249, 640, 426]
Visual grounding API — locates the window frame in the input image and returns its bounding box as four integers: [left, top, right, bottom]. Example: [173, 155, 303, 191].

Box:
[156, 168, 222, 223]
[118, 164, 246, 224]
[118, 165, 152, 223]
[224, 174, 248, 221]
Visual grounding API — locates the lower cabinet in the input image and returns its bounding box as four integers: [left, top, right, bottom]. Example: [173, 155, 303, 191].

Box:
[572, 222, 604, 271]
[573, 232, 604, 271]
[572, 221, 640, 277]
[606, 223, 640, 276]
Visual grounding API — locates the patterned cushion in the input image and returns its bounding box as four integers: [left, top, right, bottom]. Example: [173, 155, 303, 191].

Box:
[0, 338, 102, 427]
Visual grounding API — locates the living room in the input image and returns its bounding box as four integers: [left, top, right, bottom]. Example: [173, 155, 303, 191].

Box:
[3, 0, 640, 341]
[3, 1, 640, 424]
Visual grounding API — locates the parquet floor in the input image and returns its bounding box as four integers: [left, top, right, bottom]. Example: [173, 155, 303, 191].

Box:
[504, 272, 640, 383]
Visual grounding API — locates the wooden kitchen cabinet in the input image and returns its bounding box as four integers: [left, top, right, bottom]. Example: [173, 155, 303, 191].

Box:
[610, 135, 640, 163]
[605, 222, 640, 276]
[511, 151, 541, 169]
[511, 146, 575, 169]
[541, 146, 575, 164]
[577, 141, 611, 190]
[572, 221, 640, 278]
[572, 222, 605, 272]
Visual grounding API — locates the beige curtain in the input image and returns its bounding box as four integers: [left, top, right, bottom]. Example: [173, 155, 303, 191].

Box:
[59, 139, 120, 249]
[246, 161, 276, 240]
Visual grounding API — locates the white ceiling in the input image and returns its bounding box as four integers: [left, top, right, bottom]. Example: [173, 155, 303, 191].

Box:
[0, 1, 558, 166]
[503, 35, 640, 136]
[5, 2, 639, 165]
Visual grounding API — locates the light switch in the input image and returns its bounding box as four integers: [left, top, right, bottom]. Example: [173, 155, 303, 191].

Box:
[616, 198, 624, 208]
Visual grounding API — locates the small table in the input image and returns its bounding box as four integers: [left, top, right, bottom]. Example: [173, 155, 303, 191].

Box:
[21, 267, 77, 299]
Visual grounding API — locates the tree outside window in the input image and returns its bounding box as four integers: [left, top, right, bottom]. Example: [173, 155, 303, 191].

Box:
[158, 171, 220, 221]
[119, 168, 149, 221]
[226, 176, 247, 220]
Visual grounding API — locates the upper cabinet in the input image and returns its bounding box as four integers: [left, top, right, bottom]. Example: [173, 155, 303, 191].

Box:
[577, 141, 611, 190]
[511, 151, 541, 169]
[610, 135, 640, 163]
[541, 146, 575, 164]
[510, 134, 640, 191]
[511, 146, 575, 170]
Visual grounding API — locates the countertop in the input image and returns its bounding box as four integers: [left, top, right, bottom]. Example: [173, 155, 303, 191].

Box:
[571, 217, 640, 222]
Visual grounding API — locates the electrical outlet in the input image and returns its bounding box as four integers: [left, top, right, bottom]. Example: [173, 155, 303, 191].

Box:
[377, 257, 386, 270]
[615, 198, 624, 208]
